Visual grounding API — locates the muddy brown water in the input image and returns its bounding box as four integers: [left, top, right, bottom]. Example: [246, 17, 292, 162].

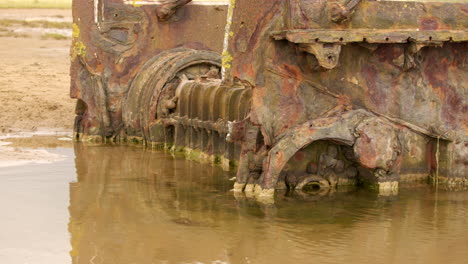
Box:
[0, 138, 467, 264]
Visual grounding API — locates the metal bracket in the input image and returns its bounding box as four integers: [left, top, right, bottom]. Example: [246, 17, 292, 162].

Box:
[299, 43, 342, 70]
[403, 41, 443, 71]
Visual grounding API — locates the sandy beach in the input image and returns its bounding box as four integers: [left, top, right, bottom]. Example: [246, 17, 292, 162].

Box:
[0, 8, 74, 134]
[0, 8, 74, 166]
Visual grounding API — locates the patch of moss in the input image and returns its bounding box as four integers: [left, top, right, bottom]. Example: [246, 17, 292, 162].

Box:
[151, 142, 165, 150]
[213, 156, 222, 165]
[172, 146, 185, 153]
[71, 41, 86, 59]
[164, 143, 174, 150]
[187, 151, 197, 160]
[221, 51, 233, 69]
[229, 160, 238, 168]
[72, 23, 79, 38]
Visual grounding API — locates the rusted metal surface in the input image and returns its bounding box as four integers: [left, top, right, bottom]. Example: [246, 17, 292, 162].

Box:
[272, 29, 468, 44]
[271, 29, 468, 69]
[71, 0, 227, 137]
[71, 0, 467, 199]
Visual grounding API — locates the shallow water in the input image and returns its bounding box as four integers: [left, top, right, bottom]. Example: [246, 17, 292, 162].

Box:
[0, 140, 467, 264]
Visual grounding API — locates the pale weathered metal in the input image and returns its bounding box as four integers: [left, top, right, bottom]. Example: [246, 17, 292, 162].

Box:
[71, 0, 467, 199]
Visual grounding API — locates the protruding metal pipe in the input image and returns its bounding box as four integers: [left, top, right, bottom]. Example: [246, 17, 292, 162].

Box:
[156, 0, 192, 21]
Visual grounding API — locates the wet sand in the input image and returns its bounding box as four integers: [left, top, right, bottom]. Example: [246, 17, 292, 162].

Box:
[0, 8, 74, 166]
[0, 133, 71, 167]
[0, 9, 74, 134]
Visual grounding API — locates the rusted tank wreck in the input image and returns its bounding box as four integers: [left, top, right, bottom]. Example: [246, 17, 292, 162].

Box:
[70, 0, 467, 197]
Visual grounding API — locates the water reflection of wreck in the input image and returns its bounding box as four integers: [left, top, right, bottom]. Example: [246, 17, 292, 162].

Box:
[69, 144, 468, 264]
[69, 144, 238, 263]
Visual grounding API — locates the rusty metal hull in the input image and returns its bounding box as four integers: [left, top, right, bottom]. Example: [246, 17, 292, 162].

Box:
[71, 0, 228, 137]
[71, 0, 468, 198]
